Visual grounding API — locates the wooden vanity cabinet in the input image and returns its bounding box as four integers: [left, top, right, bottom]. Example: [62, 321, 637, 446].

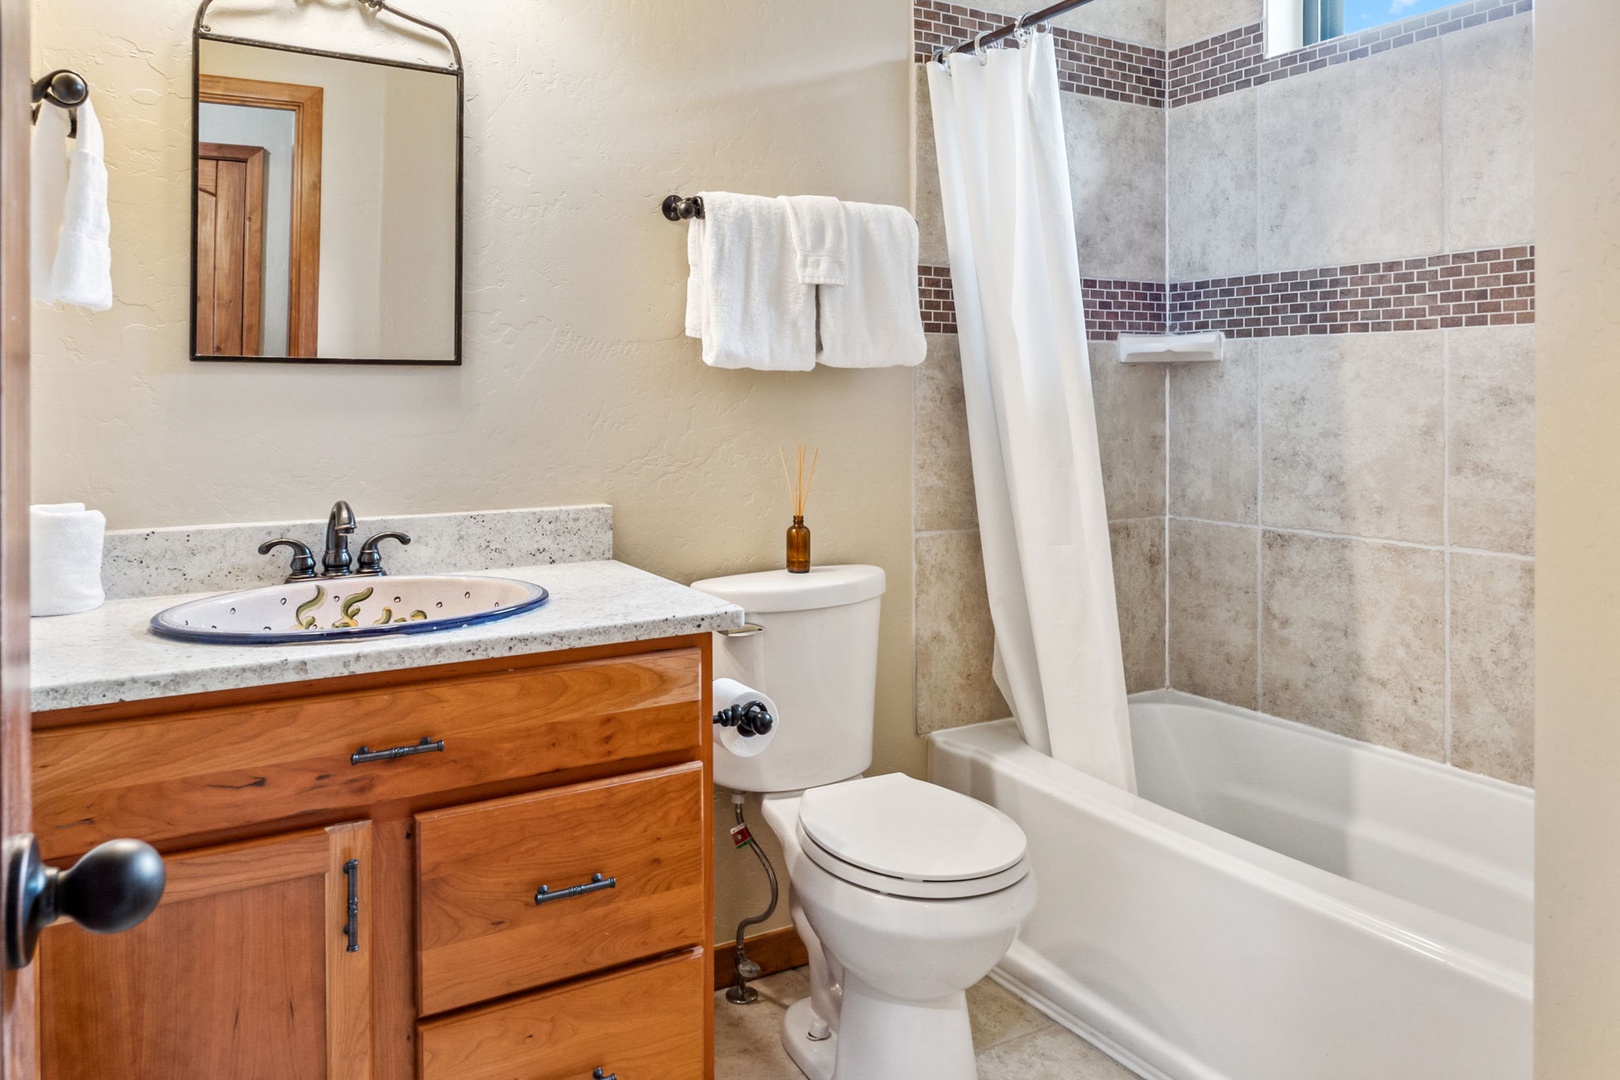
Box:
[30, 637, 715, 1080]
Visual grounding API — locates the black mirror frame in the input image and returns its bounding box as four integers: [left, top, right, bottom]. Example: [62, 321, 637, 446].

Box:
[190, 0, 465, 366]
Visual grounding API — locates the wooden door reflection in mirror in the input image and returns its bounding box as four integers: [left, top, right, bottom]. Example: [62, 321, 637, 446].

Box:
[195, 74, 322, 359]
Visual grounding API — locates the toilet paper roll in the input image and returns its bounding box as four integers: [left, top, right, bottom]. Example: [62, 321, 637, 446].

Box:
[30, 502, 106, 617]
[712, 677, 778, 759]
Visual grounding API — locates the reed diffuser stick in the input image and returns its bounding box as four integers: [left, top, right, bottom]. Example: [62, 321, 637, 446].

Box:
[780, 443, 818, 573]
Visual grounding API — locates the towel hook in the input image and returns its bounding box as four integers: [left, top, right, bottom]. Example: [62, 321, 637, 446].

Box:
[31, 69, 88, 139]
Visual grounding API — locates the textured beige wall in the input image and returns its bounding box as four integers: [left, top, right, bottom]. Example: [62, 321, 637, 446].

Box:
[30, 0, 916, 945]
[1533, 0, 1620, 1071]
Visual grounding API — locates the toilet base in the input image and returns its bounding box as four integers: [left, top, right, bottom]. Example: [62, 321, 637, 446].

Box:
[782, 998, 837, 1080]
[780, 978, 978, 1080]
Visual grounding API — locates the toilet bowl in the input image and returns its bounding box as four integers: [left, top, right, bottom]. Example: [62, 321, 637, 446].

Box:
[694, 560, 1035, 1080]
[759, 777, 1036, 1080]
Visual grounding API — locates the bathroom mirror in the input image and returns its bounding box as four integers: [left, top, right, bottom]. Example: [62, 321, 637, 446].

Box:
[191, 7, 463, 365]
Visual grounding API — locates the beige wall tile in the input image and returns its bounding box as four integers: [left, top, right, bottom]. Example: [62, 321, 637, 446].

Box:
[1169, 339, 1259, 522]
[1257, 42, 1444, 270]
[1450, 325, 1535, 556]
[915, 334, 978, 533]
[1261, 531, 1446, 759]
[915, 531, 1009, 734]
[1111, 518, 1167, 693]
[1062, 94, 1167, 282]
[1169, 519, 1259, 709]
[1261, 332, 1445, 543]
[1450, 552, 1535, 786]
[1167, 0, 1264, 48]
[1168, 88, 1259, 281]
[1091, 341, 1167, 521]
[1442, 14, 1535, 251]
[914, 68, 949, 268]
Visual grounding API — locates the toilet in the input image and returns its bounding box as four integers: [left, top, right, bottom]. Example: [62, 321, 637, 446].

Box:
[692, 565, 1036, 1080]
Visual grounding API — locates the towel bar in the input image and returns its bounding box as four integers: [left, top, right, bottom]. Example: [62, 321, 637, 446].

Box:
[662, 194, 705, 221]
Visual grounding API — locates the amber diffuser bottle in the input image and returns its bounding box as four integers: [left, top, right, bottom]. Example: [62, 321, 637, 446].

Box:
[780, 444, 819, 574]
[786, 515, 811, 573]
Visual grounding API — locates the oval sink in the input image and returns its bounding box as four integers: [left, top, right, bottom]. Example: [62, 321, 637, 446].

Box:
[150, 575, 549, 645]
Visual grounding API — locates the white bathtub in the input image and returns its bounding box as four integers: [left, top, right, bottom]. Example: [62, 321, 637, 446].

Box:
[927, 690, 1532, 1080]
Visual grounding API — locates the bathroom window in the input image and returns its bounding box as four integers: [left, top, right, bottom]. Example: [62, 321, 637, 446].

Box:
[1267, 0, 1461, 56]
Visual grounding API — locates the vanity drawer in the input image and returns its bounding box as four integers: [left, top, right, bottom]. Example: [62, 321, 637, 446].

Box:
[33, 650, 703, 860]
[415, 762, 706, 1015]
[418, 948, 706, 1080]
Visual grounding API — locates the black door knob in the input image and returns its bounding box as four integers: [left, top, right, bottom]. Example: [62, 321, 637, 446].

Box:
[4, 835, 166, 970]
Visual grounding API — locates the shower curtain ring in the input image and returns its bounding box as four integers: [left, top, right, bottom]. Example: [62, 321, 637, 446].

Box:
[973, 29, 992, 64]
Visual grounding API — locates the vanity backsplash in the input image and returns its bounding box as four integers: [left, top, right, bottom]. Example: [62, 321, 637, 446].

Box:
[100, 504, 613, 599]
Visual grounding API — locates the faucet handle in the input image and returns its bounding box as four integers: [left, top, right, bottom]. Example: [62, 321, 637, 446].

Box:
[356, 531, 411, 576]
[258, 538, 318, 582]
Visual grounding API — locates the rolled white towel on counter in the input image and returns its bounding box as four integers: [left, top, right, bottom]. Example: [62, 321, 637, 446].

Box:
[712, 677, 778, 759]
[30, 503, 106, 616]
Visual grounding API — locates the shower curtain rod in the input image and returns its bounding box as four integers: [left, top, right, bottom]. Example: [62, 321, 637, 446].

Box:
[933, 0, 1100, 60]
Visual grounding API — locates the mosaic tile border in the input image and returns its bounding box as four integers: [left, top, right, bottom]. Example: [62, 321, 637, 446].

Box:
[920, 266, 958, 334]
[919, 266, 1168, 340]
[914, 1, 1165, 108]
[921, 248, 1534, 340]
[1168, 0, 1531, 107]
[1168, 246, 1535, 337]
[914, 0, 1530, 112]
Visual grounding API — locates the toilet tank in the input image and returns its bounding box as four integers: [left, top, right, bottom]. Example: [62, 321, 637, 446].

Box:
[691, 565, 885, 793]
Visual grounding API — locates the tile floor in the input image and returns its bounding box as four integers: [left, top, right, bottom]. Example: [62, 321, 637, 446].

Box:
[714, 967, 1144, 1080]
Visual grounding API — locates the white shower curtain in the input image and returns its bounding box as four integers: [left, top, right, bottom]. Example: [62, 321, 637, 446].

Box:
[927, 32, 1135, 791]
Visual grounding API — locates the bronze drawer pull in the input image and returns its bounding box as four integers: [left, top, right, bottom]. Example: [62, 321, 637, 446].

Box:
[350, 737, 445, 765]
[534, 872, 617, 906]
[342, 858, 360, 953]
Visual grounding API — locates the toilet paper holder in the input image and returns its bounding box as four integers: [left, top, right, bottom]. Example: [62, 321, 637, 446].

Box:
[717, 623, 764, 638]
[714, 699, 774, 738]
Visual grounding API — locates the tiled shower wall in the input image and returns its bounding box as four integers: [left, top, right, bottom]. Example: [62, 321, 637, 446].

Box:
[911, 0, 1537, 786]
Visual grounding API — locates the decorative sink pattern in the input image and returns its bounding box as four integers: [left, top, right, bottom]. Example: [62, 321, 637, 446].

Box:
[150, 575, 549, 645]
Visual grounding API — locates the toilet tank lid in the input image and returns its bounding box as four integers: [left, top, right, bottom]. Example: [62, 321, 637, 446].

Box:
[690, 564, 886, 613]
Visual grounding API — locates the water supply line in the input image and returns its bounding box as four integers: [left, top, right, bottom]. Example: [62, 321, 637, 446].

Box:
[725, 791, 779, 1005]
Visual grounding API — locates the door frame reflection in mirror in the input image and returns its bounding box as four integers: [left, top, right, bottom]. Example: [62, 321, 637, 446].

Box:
[190, 0, 464, 366]
[196, 76, 323, 358]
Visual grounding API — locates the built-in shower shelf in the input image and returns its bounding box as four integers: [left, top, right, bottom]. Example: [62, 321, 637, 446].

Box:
[1117, 331, 1223, 364]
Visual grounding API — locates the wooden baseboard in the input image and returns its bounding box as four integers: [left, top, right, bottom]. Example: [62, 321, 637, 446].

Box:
[713, 925, 809, 990]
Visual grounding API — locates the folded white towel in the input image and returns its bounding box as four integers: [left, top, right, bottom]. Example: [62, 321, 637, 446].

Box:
[685, 192, 816, 371]
[30, 100, 112, 312]
[816, 201, 927, 369]
[779, 195, 848, 285]
[30, 503, 106, 617]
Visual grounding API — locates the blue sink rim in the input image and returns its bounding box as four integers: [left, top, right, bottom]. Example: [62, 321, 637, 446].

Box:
[149, 580, 549, 646]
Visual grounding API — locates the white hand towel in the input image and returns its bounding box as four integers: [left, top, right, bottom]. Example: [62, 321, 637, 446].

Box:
[816, 201, 926, 369]
[30, 503, 106, 617]
[778, 195, 848, 285]
[684, 192, 816, 371]
[29, 104, 70, 305]
[51, 101, 113, 312]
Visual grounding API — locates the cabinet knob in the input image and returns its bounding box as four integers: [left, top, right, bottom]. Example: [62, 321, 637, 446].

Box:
[4, 835, 167, 969]
[593, 1070, 617, 1080]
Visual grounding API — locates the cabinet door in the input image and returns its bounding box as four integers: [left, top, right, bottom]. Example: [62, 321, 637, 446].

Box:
[38, 821, 374, 1080]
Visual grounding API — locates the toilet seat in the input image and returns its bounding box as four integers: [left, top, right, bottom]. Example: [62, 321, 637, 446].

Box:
[795, 774, 1030, 900]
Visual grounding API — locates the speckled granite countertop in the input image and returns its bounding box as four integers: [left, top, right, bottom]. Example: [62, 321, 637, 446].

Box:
[32, 560, 743, 713]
